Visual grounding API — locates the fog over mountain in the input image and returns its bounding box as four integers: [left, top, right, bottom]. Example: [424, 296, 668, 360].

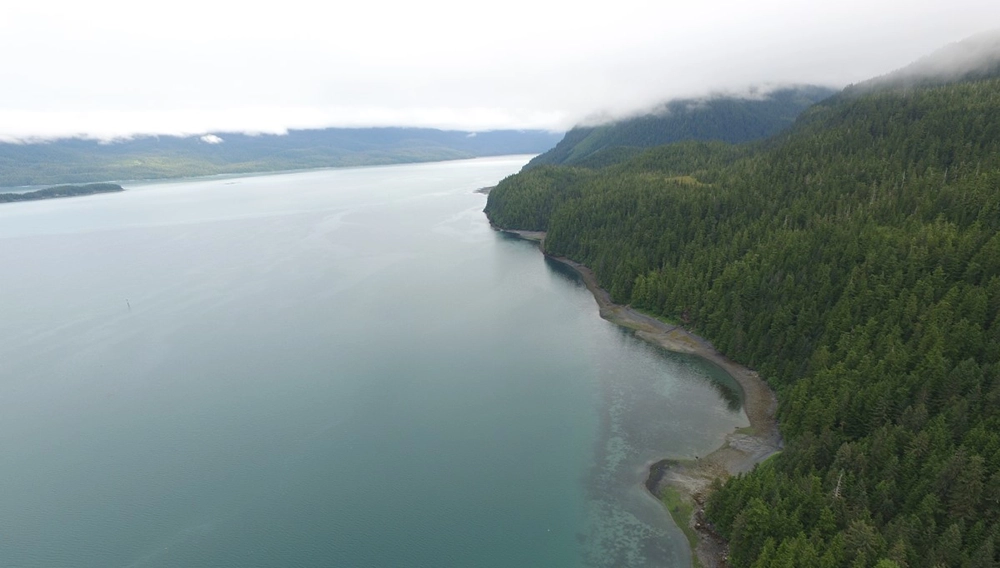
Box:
[850, 30, 1000, 91]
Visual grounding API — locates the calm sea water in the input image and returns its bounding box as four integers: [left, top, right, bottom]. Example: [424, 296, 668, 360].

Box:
[0, 156, 746, 567]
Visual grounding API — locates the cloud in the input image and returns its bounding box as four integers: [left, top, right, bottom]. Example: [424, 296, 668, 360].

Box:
[200, 134, 224, 144]
[0, 106, 568, 143]
[1, 1, 998, 139]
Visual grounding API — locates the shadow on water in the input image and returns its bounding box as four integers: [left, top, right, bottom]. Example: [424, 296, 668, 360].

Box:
[543, 255, 587, 287]
[669, 353, 744, 413]
[494, 229, 541, 244]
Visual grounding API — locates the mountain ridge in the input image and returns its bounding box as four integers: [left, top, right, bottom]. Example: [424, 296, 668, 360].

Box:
[521, 85, 836, 171]
[847, 30, 1000, 94]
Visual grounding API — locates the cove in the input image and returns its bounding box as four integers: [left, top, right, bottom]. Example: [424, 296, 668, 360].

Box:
[0, 156, 746, 567]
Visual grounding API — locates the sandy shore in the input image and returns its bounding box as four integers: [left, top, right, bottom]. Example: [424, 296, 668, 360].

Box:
[497, 227, 782, 568]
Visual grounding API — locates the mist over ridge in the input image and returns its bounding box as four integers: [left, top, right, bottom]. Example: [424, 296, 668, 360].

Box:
[524, 85, 837, 170]
[847, 29, 1000, 92]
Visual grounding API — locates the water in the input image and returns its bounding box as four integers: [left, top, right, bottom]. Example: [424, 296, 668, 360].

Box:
[0, 156, 747, 567]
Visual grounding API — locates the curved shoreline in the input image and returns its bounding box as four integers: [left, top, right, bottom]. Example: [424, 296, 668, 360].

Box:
[497, 227, 782, 568]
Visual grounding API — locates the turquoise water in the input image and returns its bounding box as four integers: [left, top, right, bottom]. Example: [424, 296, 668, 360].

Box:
[0, 157, 746, 567]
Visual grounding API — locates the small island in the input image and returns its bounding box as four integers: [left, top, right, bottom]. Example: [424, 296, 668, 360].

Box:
[0, 183, 124, 203]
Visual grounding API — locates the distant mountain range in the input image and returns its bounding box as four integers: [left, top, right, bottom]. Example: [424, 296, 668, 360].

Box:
[0, 128, 562, 188]
[522, 85, 836, 170]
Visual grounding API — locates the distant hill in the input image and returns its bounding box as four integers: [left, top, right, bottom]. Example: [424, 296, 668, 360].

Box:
[0, 127, 562, 188]
[522, 85, 835, 170]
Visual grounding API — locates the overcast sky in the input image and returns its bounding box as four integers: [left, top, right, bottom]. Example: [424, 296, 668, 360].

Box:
[1, 0, 998, 140]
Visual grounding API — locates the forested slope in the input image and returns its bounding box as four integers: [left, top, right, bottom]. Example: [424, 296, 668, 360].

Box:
[522, 86, 834, 171]
[485, 73, 1000, 567]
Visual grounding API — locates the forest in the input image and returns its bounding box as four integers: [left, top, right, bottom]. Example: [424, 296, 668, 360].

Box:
[485, 74, 1000, 567]
[521, 86, 834, 170]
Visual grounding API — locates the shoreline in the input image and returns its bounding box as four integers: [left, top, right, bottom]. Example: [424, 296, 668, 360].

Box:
[496, 227, 782, 568]
[9, 155, 538, 193]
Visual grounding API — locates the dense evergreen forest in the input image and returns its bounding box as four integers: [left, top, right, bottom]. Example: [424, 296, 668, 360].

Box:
[485, 69, 1000, 566]
[0, 128, 560, 188]
[522, 86, 834, 171]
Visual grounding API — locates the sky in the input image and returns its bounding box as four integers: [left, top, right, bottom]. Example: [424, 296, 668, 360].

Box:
[1, 0, 999, 140]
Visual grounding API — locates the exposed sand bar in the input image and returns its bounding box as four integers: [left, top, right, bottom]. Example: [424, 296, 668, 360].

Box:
[496, 227, 782, 568]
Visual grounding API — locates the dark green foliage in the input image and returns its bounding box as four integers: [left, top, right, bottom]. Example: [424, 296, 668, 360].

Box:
[484, 167, 596, 231]
[486, 76, 1000, 567]
[523, 86, 835, 171]
[0, 128, 561, 188]
[0, 183, 123, 202]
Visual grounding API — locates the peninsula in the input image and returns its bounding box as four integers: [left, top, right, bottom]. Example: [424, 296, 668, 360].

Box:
[0, 183, 124, 203]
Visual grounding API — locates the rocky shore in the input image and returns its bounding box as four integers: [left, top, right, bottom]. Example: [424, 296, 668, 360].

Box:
[496, 227, 782, 568]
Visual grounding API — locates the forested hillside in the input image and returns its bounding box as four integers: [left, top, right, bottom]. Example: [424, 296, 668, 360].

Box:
[522, 86, 834, 171]
[0, 128, 561, 188]
[485, 71, 1000, 567]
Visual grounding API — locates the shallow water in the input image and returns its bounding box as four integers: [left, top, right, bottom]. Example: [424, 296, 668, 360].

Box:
[0, 156, 746, 567]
